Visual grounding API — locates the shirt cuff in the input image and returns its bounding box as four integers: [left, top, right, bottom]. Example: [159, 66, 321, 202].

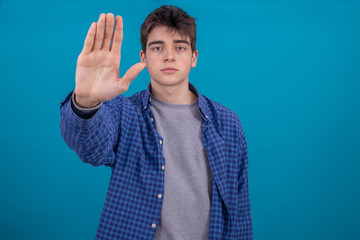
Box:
[71, 91, 103, 119]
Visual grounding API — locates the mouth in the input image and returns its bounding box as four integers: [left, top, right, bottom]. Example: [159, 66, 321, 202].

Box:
[161, 67, 178, 73]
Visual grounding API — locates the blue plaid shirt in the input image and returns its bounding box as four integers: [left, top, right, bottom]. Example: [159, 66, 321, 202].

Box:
[59, 82, 253, 239]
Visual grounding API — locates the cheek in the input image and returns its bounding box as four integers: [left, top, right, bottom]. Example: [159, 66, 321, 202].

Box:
[182, 58, 193, 71]
[146, 55, 159, 66]
[145, 57, 156, 70]
[145, 62, 159, 76]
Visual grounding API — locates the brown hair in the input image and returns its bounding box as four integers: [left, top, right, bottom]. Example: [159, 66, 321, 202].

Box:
[140, 5, 197, 53]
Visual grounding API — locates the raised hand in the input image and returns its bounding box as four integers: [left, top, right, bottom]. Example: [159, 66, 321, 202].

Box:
[74, 13, 146, 108]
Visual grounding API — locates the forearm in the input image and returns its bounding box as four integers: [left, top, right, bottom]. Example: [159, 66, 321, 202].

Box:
[59, 91, 119, 167]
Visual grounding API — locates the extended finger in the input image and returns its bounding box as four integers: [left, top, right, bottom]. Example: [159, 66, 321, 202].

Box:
[121, 62, 146, 85]
[102, 13, 114, 51]
[93, 13, 106, 50]
[81, 22, 96, 54]
[111, 16, 123, 55]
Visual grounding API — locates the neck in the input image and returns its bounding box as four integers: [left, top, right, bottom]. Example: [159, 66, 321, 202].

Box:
[150, 79, 198, 105]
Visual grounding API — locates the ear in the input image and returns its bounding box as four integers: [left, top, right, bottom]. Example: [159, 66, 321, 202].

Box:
[140, 50, 147, 67]
[191, 49, 198, 68]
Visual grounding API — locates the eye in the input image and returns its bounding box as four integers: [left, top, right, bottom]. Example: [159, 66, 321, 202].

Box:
[152, 46, 162, 51]
[176, 46, 186, 51]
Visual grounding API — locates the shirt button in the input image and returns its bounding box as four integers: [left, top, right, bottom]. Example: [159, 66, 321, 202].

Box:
[158, 194, 162, 199]
[151, 117, 154, 122]
[205, 115, 208, 119]
[162, 165, 165, 170]
[152, 223, 157, 228]
[159, 140, 162, 145]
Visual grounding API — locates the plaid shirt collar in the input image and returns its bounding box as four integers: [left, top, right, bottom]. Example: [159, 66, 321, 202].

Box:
[141, 81, 210, 122]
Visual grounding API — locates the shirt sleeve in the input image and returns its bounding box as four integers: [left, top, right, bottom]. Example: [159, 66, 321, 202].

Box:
[71, 91, 103, 119]
[59, 90, 123, 167]
[237, 121, 253, 239]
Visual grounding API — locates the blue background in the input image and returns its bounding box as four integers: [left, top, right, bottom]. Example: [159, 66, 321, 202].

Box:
[0, 0, 359, 239]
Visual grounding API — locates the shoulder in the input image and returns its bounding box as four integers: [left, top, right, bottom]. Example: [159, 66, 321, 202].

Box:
[108, 90, 144, 110]
[202, 94, 243, 129]
[127, 90, 144, 108]
[202, 95, 247, 147]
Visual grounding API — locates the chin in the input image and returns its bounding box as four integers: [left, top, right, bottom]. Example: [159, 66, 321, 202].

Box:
[152, 76, 188, 87]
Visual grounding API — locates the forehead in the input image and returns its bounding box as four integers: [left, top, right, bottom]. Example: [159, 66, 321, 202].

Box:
[147, 25, 190, 43]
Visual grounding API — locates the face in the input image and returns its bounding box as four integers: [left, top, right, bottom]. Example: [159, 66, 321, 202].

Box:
[140, 25, 198, 87]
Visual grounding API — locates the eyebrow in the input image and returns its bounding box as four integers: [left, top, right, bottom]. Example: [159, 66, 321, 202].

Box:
[148, 40, 190, 47]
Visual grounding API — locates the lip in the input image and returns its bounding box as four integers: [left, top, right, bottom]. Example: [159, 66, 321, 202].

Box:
[161, 67, 178, 73]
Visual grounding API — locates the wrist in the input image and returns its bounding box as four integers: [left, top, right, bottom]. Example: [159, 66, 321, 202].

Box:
[74, 92, 101, 108]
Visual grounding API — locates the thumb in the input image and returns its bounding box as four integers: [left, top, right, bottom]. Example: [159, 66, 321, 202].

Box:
[121, 62, 146, 84]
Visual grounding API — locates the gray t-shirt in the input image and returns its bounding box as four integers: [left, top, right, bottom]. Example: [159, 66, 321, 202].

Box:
[150, 95, 213, 240]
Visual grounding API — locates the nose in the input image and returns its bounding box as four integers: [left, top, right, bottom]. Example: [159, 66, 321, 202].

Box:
[164, 48, 175, 62]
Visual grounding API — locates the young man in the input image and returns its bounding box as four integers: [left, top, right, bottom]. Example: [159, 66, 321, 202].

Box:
[60, 5, 253, 240]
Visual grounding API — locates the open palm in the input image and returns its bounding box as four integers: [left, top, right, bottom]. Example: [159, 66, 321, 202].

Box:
[74, 13, 145, 108]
